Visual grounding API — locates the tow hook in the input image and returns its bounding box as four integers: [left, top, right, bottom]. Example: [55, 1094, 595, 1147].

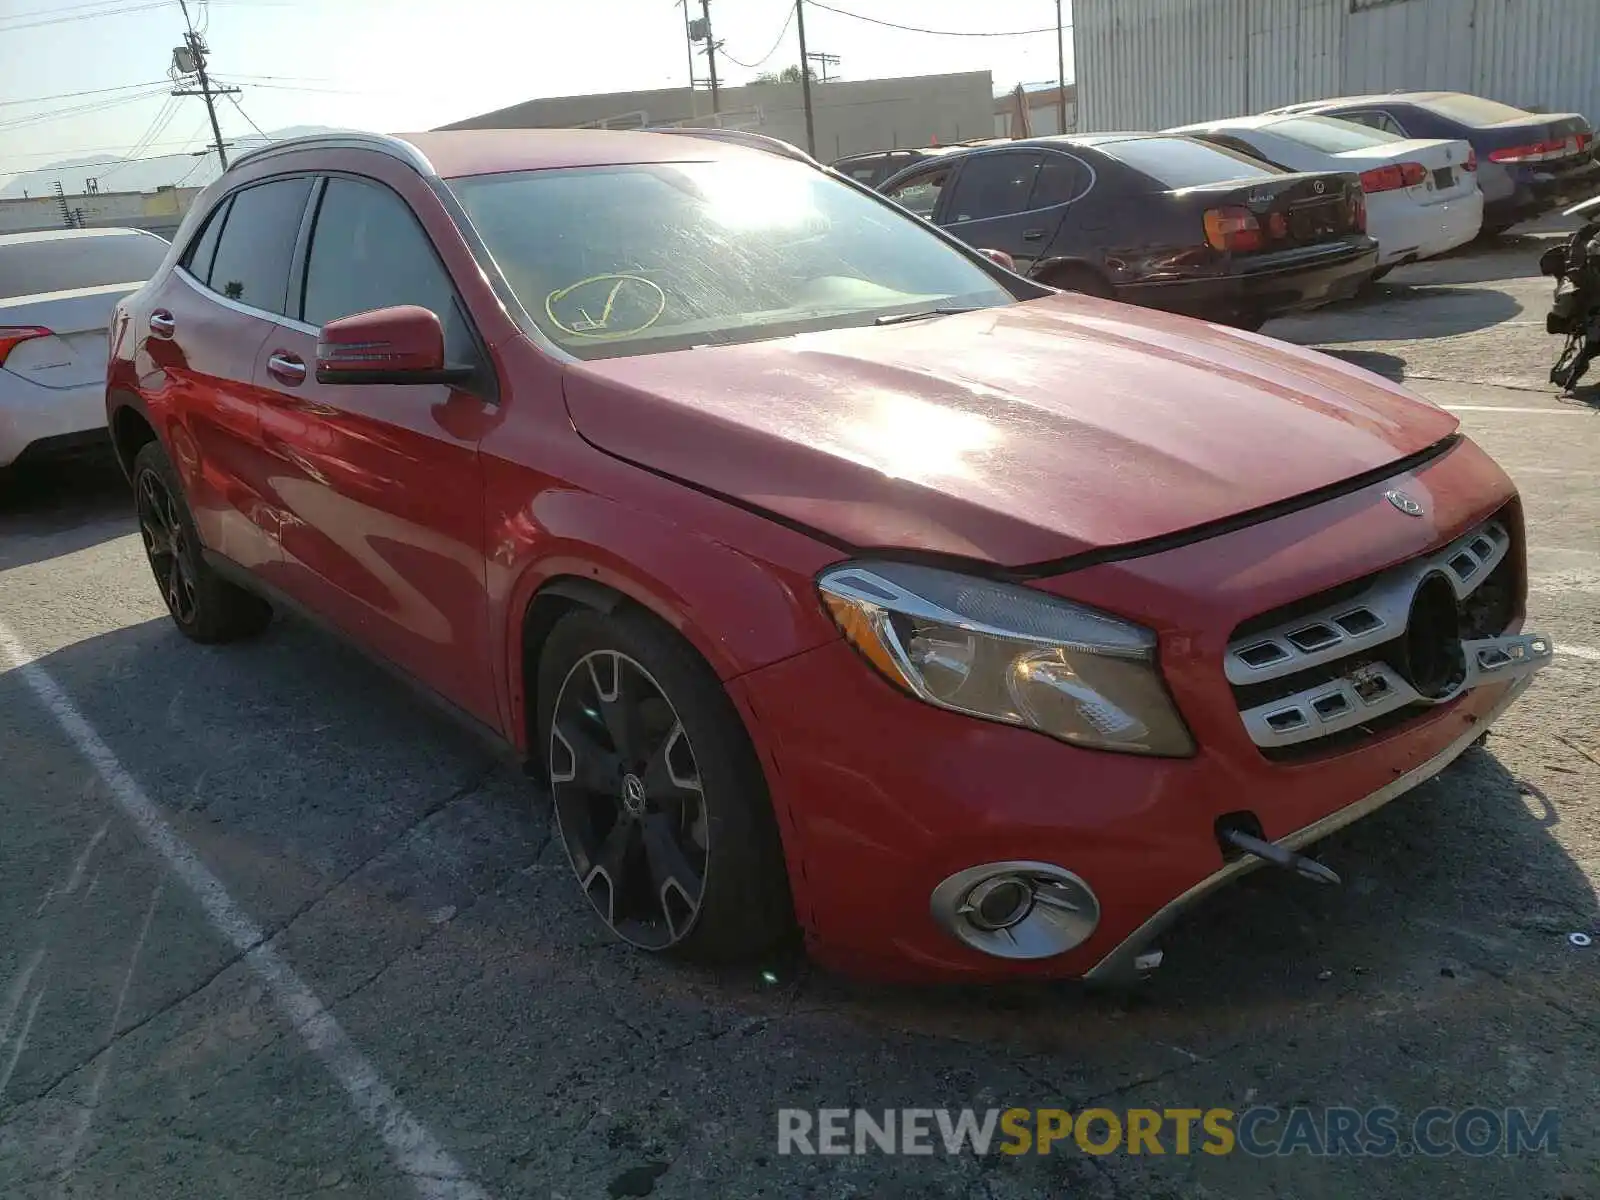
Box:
[1220, 828, 1342, 886]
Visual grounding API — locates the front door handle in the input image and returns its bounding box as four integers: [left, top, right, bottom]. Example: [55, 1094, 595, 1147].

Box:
[1022, 229, 1046, 242]
[149, 310, 176, 337]
[266, 351, 307, 386]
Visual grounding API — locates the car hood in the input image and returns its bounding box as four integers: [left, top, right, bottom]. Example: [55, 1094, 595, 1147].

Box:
[560, 296, 1459, 567]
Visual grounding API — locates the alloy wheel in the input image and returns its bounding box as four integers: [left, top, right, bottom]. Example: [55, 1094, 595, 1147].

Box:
[136, 468, 197, 625]
[549, 649, 710, 950]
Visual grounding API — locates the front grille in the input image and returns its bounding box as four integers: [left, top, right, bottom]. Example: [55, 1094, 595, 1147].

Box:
[1224, 513, 1518, 759]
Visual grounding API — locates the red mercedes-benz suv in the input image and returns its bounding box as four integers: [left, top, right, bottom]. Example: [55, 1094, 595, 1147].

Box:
[106, 129, 1551, 984]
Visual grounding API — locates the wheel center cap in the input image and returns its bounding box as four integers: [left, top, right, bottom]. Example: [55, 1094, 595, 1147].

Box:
[620, 773, 647, 817]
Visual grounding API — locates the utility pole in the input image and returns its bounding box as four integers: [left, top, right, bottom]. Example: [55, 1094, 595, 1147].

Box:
[795, 0, 816, 157]
[170, 0, 239, 168]
[1055, 0, 1069, 135]
[699, 0, 720, 114]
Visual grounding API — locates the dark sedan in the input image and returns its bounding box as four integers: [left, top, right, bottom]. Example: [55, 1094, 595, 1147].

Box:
[879, 133, 1379, 330]
[1265, 91, 1600, 235]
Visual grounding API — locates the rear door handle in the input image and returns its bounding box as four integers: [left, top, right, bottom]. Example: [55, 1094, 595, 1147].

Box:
[149, 310, 175, 337]
[1022, 229, 1046, 242]
[266, 351, 307, 386]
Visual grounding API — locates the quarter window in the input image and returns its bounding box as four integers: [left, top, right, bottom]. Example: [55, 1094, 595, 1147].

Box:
[204, 177, 314, 315]
[301, 177, 474, 361]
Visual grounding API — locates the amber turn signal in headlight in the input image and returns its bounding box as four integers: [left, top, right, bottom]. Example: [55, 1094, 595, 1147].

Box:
[818, 561, 1194, 757]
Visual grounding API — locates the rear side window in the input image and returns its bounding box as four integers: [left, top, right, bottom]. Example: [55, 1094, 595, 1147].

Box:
[1028, 154, 1090, 208]
[0, 233, 168, 301]
[204, 177, 314, 314]
[945, 152, 1044, 222]
[300, 176, 474, 360]
[1097, 136, 1284, 188]
[181, 197, 230, 282]
[884, 167, 950, 217]
[1339, 110, 1408, 137]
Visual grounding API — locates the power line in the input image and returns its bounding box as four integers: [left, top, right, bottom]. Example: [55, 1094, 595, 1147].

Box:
[0, 79, 171, 108]
[803, 1, 1056, 36]
[0, 87, 169, 133]
[0, 1, 173, 33]
[720, 4, 797, 70]
[97, 96, 185, 179]
[0, 0, 160, 24]
[225, 92, 270, 140]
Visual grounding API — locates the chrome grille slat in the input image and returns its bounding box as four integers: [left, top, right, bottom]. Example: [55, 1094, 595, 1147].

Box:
[1225, 520, 1510, 687]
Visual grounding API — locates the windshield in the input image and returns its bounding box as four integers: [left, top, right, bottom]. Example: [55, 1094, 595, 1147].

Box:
[1097, 136, 1284, 189]
[1266, 115, 1406, 152]
[448, 158, 1015, 360]
[1418, 93, 1537, 126]
[0, 232, 168, 301]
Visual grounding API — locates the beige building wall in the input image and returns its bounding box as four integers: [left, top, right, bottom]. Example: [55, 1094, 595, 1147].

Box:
[440, 72, 996, 162]
[0, 186, 201, 236]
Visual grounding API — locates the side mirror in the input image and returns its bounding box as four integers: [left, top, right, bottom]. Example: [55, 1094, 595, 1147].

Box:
[976, 247, 1017, 272]
[315, 305, 473, 386]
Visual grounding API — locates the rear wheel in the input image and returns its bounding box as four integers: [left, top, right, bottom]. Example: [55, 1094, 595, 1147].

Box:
[1478, 222, 1515, 241]
[1227, 313, 1268, 333]
[1041, 265, 1114, 299]
[537, 606, 793, 962]
[132, 441, 272, 643]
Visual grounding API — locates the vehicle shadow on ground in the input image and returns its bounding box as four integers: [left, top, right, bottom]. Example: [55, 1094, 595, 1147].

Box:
[1313, 347, 1408, 381]
[0, 452, 133, 571]
[1295, 285, 1523, 343]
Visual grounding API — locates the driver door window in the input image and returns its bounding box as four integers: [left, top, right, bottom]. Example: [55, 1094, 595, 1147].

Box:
[300, 176, 476, 363]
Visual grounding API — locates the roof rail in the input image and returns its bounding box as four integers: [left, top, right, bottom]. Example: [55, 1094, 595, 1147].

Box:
[227, 132, 436, 177]
[646, 126, 819, 166]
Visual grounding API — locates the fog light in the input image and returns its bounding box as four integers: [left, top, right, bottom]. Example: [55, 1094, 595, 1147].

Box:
[930, 861, 1100, 960]
[966, 875, 1034, 930]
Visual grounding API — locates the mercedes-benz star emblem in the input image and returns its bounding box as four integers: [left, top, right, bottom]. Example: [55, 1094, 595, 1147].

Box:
[1313, 180, 1326, 195]
[621, 773, 647, 817]
[1385, 488, 1425, 517]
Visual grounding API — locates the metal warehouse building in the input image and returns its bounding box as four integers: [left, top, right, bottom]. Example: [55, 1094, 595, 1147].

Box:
[1075, 0, 1600, 132]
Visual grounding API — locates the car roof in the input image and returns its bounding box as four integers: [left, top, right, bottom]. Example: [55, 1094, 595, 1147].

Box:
[392, 128, 773, 177]
[0, 227, 160, 246]
[1272, 92, 1450, 113]
[1167, 115, 1291, 134]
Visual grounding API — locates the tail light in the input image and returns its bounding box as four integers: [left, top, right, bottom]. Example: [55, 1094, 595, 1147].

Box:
[0, 326, 52, 366]
[1347, 189, 1367, 232]
[1358, 162, 1428, 193]
[1464, 147, 1478, 172]
[1489, 137, 1579, 163]
[1203, 206, 1263, 252]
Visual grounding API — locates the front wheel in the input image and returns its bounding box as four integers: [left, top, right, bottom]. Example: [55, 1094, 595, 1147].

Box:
[537, 607, 793, 962]
[132, 441, 272, 643]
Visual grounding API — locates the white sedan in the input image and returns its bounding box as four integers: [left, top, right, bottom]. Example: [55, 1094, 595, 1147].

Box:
[1167, 114, 1483, 274]
[1, 227, 169, 473]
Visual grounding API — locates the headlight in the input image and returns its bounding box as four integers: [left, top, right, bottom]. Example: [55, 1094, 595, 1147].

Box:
[817, 561, 1194, 757]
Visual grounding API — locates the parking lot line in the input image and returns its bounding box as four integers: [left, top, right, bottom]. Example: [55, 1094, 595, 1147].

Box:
[1560, 644, 1600, 662]
[1440, 405, 1595, 414]
[0, 621, 495, 1200]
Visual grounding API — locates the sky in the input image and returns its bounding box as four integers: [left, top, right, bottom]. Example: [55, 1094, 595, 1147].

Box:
[0, 0, 1075, 187]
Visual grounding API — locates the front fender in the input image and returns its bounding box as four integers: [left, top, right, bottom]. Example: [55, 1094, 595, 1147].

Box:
[485, 456, 844, 756]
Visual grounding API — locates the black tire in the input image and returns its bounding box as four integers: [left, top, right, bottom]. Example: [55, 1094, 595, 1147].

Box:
[132, 440, 272, 643]
[1042, 265, 1114, 299]
[1477, 222, 1514, 241]
[537, 606, 793, 963]
[1227, 313, 1269, 333]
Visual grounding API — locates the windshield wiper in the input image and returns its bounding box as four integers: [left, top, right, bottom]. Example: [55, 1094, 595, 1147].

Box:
[874, 306, 984, 326]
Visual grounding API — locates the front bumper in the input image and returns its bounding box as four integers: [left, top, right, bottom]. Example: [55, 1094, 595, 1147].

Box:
[732, 437, 1543, 983]
[1117, 241, 1379, 321]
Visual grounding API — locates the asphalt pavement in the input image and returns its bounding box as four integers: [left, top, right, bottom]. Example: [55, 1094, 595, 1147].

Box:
[1, 230, 1597, 1200]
